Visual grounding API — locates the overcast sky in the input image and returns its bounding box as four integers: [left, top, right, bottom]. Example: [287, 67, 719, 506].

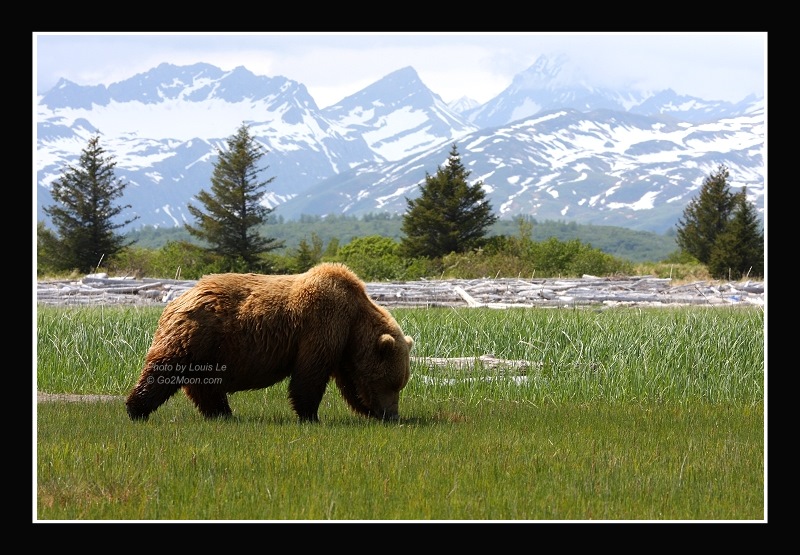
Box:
[33, 32, 766, 109]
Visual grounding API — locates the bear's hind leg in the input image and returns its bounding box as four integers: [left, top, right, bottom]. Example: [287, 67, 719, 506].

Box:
[126, 377, 181, 421]
[183, 385, 232, 419]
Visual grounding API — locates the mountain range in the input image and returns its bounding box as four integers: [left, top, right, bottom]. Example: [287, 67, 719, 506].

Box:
[35, 55, 765, 235]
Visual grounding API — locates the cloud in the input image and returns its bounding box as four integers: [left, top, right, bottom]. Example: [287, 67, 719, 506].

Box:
[34, 33, 766, 107]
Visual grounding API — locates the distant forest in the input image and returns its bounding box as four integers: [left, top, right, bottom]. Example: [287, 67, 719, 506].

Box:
[126, 213, 679, 264]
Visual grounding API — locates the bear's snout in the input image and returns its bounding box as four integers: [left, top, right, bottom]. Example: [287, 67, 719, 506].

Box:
[370, 391, 401, 421]
[377, 408, 400, 421]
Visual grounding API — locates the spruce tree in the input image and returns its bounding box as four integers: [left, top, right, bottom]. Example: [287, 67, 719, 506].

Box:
[400, 144, 498, 259]
[707, 188, 765, 279]
[42, 135, 138, 273]
[186, 123, 282, 271]
[294, 233, 324, 272]
[676, 165, 739, 265]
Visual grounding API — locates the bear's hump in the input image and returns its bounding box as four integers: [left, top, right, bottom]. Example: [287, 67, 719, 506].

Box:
[305, 262, 362, 283]
[301, 263, 368, 296]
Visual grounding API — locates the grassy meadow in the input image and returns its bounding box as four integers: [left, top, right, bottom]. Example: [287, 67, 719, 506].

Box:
[35, 304, 765, 521]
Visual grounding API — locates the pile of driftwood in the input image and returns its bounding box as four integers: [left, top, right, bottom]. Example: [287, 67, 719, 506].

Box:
[36, 273, 765, 308]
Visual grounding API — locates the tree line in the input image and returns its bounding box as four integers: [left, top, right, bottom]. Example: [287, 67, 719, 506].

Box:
[126, 214, 680, 264]
[37, 124, 764, 282]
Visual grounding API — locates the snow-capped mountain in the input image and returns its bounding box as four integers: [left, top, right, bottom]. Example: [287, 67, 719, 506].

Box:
[448, 96, 481, 114]
[35, 55, 765, 235]
[321, 66, 478, 162]
[279, 106, 764, 233]
[37, 62, 380, 226]
[462, 54, 760, 129]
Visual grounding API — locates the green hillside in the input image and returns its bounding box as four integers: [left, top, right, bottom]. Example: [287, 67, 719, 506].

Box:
[126, 213, 679, 264]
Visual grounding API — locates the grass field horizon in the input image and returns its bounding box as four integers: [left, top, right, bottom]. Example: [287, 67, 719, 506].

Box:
[35, 304, 765, 521]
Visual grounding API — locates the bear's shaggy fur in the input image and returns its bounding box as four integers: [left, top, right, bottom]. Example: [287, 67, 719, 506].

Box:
[125, 263, 413, 422]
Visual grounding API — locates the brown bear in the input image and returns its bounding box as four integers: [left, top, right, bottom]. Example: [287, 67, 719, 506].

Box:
[125, 263, 413, 423]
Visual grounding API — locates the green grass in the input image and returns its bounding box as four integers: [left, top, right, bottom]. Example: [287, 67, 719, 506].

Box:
[35, 304, 765, 521]
[36, 305, 157, 395]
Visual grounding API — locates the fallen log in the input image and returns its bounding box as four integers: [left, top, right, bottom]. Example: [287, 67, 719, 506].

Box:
[412, 354, 534, 372]
[36, 274, 766, 308]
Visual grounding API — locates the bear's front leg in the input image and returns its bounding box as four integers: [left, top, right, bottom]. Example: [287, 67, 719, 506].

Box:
[287, 373, 330, 422]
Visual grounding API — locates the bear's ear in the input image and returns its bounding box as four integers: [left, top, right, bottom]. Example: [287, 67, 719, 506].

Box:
[405, 335, 414, 349]
[378, 333, 396, 354]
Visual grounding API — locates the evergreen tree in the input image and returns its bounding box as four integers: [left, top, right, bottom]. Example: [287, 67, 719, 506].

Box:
[41, 135, 138, 273]
[294, 232, 324, 272]
[186, 123, 282, 271]
[676, 165, 739, 265]
[400, 144, 498, 258]
[36, 221, 62, 276]
[707, 188, 764, 279]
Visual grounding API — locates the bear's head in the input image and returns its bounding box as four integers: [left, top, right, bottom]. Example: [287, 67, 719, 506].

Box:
[335, 326, 414, 421]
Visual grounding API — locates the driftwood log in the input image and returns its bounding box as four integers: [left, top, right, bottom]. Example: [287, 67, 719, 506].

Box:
[36, 273, 765, 308]
[412, 355, 535, 372]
